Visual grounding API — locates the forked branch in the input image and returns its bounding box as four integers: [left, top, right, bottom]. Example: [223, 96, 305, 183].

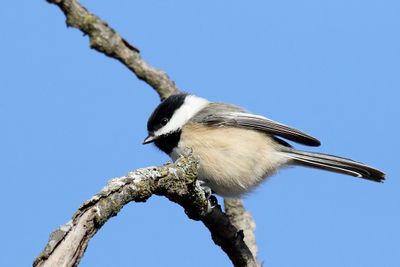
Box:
[38, 0, 260, 266]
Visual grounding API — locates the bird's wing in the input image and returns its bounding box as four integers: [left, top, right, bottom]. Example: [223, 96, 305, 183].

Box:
[201, 112, 321, 147]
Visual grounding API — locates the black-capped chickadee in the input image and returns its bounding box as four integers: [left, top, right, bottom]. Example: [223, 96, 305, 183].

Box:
[143, 93, 385, 197]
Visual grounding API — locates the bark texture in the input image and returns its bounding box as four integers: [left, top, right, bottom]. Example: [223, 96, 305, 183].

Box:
[34, 153, 258, 267]
[225, 198, 259, 260]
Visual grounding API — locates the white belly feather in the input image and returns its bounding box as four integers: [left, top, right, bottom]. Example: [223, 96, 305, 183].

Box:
[170, 123, 289, 197]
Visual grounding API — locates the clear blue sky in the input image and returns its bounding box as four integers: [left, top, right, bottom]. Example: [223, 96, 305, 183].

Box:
[0, 1, 398, 266]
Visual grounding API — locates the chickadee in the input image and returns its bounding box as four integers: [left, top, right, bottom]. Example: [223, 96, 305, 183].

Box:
[143, 93, 385, 197]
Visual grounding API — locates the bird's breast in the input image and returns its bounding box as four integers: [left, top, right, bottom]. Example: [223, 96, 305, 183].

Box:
[170, 123, 289, 197]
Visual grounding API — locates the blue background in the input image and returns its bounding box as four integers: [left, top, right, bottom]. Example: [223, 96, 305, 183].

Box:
[1, 1, 398, 266]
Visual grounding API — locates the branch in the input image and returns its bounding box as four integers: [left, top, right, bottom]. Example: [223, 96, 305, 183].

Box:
[225, 199, 259, 263]
[43, 0, 260, 265]
[46, 0, 179, 100]
[34, 153, 258, 267]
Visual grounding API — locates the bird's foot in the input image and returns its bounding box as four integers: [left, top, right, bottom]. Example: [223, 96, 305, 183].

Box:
[197, 180, 218, 209]
[197, 180, 212, 198]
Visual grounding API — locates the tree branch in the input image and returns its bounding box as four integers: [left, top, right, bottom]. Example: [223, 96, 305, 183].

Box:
[46, 0, 179, 100]
[34, 153, 258, 267]
[225, 199, 259, 263]
[41, 0, 260, 265]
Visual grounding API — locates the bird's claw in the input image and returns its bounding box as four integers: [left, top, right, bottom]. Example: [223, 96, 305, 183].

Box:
[197, 180, 212, 198]
[197, 180, 217, 208]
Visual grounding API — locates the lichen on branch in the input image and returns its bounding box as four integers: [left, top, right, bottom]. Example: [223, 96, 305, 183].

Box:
[34, 152, 258, 267]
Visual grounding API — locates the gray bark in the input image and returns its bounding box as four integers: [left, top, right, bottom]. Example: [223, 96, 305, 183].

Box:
[34, 153, 258, 267]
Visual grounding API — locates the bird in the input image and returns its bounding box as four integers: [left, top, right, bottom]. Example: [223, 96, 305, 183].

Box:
[143, 93, 385, 197]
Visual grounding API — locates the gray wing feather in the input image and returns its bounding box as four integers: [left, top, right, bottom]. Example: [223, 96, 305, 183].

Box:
[199, 108, 321, 147]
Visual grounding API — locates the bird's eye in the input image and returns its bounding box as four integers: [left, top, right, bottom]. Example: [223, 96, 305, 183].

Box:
[161, 118, 169, 126]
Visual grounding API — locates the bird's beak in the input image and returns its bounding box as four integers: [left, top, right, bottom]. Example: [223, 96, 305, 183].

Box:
[143, 134, 157, 144]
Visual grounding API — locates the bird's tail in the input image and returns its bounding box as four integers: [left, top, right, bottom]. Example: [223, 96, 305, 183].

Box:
[279, 148, 385, 182]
